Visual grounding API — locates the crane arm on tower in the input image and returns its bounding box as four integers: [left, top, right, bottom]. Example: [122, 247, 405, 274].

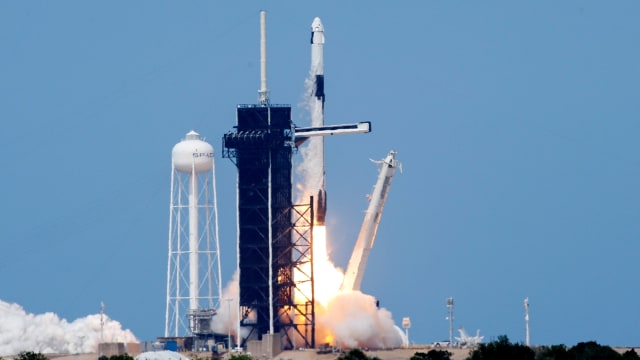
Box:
[294, 121, 371, 146]
[340, 150, 400, 292]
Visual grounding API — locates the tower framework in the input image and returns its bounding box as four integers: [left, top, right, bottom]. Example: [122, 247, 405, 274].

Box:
[223, 104, 315, 349]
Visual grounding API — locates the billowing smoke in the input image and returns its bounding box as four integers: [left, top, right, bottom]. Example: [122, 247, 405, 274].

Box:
[317, 292, 404, 349]
[210, 271, 239, 335]
[0, 299, 137, 356]
[209, 271, 250, 343]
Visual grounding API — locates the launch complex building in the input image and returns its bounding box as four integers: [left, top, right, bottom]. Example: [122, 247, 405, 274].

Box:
[221, 12, 375, 352]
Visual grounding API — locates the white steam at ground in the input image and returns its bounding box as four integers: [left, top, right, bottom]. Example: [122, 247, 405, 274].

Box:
[0, 300, 137, 356]
[209, 271, 250, 342]
[210, 271, 240, 335]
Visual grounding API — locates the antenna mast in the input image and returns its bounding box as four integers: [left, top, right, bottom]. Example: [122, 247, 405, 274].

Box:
[258, 10, 269, 104]
[100, 302, 105, 343]
[524, 297, 530, 346]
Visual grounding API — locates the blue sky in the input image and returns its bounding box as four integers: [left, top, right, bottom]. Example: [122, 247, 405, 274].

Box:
[1, 1, 639, 348]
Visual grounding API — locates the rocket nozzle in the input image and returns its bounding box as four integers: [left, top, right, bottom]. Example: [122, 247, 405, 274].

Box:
[316, 189, 327, 225]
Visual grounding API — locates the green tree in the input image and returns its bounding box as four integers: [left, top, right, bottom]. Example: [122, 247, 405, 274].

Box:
[336, 349, 379, 360]
[467, 335, 535, 360]
[568, 341, 621, 360]
[622, 349, 640, 360]
[535, 344, 570, 360]
[108, 355, 134, 360]
[15, 352, 48, 360]
[411, 349, 452, 360]
[229, 354, 254, 360]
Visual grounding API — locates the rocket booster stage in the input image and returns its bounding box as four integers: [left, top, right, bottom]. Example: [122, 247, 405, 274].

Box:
[310, 17, 327, 225]
[316, 189, 326, 225]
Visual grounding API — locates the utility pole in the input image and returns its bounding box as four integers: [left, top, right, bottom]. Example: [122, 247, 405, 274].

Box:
[524, 298, 530, 346]
[446, 297, 454, 348]
[100, 302, 105, 344]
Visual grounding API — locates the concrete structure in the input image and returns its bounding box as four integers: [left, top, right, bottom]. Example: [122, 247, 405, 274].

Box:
[98, 342, 141, 357]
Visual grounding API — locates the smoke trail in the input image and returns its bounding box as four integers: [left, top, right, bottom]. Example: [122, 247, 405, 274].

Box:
[295, 74, 324, 202]
[0, 300, 137, 356]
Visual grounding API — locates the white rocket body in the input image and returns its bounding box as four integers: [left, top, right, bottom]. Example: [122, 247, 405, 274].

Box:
[310, 17, 327, 224]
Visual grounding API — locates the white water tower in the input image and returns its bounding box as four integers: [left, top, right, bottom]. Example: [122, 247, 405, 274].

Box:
[165, 130, 223, 338]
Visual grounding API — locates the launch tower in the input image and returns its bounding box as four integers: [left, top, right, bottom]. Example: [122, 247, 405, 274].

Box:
[222, 12, 371, 351]
[223, 11, 315, 350]
[223, 103, 296, 340]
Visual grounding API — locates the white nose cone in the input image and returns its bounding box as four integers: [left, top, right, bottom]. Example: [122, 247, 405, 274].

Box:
[311, 17, 324, 32]
[172, 130, 214, 173]
[311, 17, 324, 44]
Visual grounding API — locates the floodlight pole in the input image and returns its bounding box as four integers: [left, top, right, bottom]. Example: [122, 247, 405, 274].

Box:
[226, 298, 233, 352]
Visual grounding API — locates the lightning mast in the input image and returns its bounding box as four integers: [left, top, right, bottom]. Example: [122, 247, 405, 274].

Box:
[446, 297, 454, 348]
[258, 10, 269, 104]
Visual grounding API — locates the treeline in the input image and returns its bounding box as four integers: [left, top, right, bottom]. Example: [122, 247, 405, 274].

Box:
[409, 335, 640, 360]
[466, 335, 639, 360]
[334, 335, 639, 360]
[4, 338, 640, 360]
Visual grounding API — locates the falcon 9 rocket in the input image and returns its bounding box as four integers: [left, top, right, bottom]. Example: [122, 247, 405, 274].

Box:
[310, 17, 327, 225]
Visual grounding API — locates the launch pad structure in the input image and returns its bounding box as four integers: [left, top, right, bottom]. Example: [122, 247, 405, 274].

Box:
[223, 104, 316, 350]
[221, 11, 373, 352]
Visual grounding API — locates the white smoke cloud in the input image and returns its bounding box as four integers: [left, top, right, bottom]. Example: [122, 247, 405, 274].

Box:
[0, 300, 137, 356]
[209, 271, 250, 343]
[316, 291, 404, 349]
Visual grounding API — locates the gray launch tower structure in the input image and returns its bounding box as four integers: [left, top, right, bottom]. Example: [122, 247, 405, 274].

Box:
[222, 11, 315, 351]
